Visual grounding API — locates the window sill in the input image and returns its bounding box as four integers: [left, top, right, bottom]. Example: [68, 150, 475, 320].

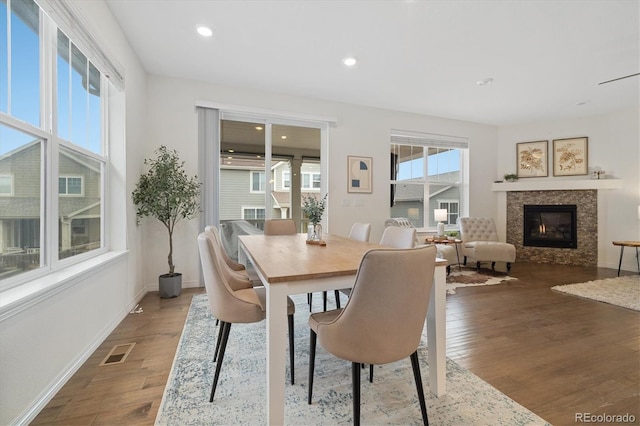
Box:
[0, 251, 128, 321]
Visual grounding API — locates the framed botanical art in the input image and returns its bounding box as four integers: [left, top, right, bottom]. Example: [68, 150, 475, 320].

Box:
[517, 140, 548, 177]
[347, 156, 372, 193]
[553, 137, 588, 176]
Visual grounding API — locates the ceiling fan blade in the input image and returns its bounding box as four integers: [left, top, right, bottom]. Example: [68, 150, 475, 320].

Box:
[598, 73, 640, 85]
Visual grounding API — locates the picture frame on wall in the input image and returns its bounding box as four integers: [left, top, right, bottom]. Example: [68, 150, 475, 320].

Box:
[553, 137, 588, 176]
[347, 156, 372, 193]
[516, 140, 548, 177]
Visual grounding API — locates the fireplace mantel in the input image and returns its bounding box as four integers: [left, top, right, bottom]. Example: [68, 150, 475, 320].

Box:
[492, 178, 621, 192]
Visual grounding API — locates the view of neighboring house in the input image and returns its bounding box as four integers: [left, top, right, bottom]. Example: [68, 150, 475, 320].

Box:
[219, 157, 321, 230]
[0, 141, 101, 279]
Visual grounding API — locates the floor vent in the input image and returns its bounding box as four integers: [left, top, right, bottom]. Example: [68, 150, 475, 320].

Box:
[100, 342, 136, 366]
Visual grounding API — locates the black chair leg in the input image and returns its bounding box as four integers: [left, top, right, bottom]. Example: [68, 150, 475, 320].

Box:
[323, 291, 328, 311]
[491, 261, 496, 270]
[476, 261, 481, 271]
[288, 313, 295, 385]
[410, 351, 429, 426]
[213, 319, 224, 362]
[369, 364, 373, 383]
[210, 321, 231, 402]
[463, 255, 467, 265]
[308, 330, 317, 404]
[352, 362, 361, 426]
[335, 290, 341, 309]
[507, 262, 512, 272]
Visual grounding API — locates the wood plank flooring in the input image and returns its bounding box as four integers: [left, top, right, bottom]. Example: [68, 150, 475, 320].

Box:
[32, 263, 639, 425]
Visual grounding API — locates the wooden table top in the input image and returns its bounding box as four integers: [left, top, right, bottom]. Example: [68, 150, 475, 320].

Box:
[239, 233, 446, 284]
[612, 241, 640, 247]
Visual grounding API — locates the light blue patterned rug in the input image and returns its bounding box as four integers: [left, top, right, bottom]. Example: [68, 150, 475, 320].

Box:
[156, 294, 549, 425]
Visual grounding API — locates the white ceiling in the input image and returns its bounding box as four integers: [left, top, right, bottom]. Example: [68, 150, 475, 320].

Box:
[105, 0, 639, 126]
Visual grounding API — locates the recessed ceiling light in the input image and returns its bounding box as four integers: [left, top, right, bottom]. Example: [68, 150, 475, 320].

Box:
[343, 56, 358, 67]
[281, 135, 287, 139]
[255, 126, 263, 131]
[476, 77, 494, 86]
[197, 26, 213, 37]
[228, 149, 234, 153]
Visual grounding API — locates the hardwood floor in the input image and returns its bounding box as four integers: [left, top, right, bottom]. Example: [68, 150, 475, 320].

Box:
[32, 263, 639, 425]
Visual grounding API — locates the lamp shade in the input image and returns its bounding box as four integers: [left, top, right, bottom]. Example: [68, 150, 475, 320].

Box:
[434, 209, 448, 222]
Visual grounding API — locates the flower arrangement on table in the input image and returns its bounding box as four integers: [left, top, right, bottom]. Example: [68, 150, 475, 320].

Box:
[302, 193, 327, 243]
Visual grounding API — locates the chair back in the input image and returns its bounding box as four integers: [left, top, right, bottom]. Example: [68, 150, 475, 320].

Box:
[457, 217, 499, 242]
[203, 227, 252, 291]
[379, 226, 416, 248]
[205, 225, 245, 271]
[316, 245, 437, 365]
[197, 233, 264, 323]
[348, 222, 371, 242]
[264, 219, 297, 235]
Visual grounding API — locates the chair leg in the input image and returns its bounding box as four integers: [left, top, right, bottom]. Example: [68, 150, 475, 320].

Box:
[352, 362, 361, 426]
[213, 319, 225, 362]
[308, 293, 313, 311]
[410, 351, 429, 426]
[476, 261, 481, 271]
[507, 262, 512, 272]
[369, 364, 373, 383]
[463, 256, 467, 265]
[210, 321, 231, 402]
[323, 291, 328, 311]
[335, 290, 341, 309]
[308, 330, 317, 404]
[288, 313, 295, 385]
[491, 261, 496, 270]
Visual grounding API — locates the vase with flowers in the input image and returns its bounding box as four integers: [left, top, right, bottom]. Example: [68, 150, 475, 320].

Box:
[302, 193, 327, 242]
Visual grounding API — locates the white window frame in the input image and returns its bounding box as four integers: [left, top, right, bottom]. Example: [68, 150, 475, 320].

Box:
[0, 0, 115, 291]
[59, 175, 84, 196]
[241, 206, 266, 220]
[437, 200, 459, 226]
[283, 171, 290, 190]
[302, 172, 321, 191]
[0, 175, 14, 196]
[250, 170, 266, 193]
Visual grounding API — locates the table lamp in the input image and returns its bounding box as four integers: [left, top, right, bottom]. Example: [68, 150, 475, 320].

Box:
[434, 209, 447, 237]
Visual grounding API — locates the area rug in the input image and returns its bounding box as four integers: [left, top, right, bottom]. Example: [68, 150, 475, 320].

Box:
[552, 275, 640, 311]
[156, 294, 548, 425]
[446, 267, 517, 294]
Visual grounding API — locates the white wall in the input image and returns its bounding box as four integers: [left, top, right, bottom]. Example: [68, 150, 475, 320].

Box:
[0, 2, 148, 424]
[142, 74, 499, 290]
[497, 108, 640, 271]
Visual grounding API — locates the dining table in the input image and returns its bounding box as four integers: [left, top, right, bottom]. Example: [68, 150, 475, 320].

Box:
[238, 232, 448, 425]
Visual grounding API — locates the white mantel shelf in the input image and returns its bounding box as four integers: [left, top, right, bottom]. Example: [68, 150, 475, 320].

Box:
[492, 179, 622, 192]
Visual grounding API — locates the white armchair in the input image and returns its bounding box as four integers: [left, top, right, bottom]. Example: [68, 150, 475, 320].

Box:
[457, 217, 516, 272]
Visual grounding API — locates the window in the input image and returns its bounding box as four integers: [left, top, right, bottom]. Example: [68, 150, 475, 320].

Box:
[302, 172, 321, 190]
[0, 0, 112, 287]
[59, 176, 83, 196]
[250, 171, 266, 193]
[242, 207, 266, 220]
[283, 171, 290, 189]
[0, 175, 13, 195]
[390, 131, 468, 229]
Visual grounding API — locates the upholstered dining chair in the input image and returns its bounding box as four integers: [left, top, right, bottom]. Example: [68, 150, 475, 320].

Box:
[308, 245, 437, 426]
[263, 218, 297, 235]
[205, 225, 260, 286]
[197, 232, 297, 402]
[379, 225, 416, 249]
[335, 223, 372, 309]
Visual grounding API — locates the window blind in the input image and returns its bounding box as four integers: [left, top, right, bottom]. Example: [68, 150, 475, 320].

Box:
[390, 129, 469, 149]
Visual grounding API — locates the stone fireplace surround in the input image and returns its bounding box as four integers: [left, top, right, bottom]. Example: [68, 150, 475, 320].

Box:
[492, 179, 621, 267]
[506, 190, 596, 266]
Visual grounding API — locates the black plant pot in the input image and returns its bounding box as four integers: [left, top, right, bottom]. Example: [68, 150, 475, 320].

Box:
[159, 273, 182, 298]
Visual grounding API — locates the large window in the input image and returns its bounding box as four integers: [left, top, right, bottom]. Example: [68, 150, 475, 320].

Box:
[0, 0, 110, 287]
[390, 131, 468, 229]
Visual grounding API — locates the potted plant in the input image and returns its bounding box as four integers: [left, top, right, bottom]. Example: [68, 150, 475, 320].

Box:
[302, 193, 327, 242]
[445, 230, 459, 240]
[132, 146, 202, 298]
[503, 173, 518, 182]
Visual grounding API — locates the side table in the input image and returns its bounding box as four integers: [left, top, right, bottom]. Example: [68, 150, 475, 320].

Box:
[612, 241, 640, 276]
[426, 237, 462, 272]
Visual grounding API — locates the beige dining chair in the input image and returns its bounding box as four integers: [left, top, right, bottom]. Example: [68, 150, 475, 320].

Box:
[335, 223, 372, 309]
[308, 245, 437, 426]
[379, 225, 417, 249]
[205, 225, 260, 286]
[197, 232, 297, 402]
[263, 218, 297, 235]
